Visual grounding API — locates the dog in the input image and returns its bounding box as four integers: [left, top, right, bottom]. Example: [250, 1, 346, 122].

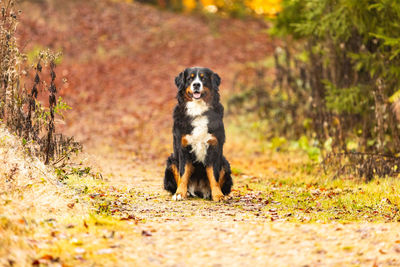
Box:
[163, 67, 233, 201]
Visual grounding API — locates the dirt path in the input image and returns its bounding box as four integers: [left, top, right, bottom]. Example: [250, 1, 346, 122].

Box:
[63, 148, 399, 267]
[3, 127, 400, 266]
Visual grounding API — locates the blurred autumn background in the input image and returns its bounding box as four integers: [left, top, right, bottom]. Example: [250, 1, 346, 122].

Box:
[16, 0, 280, 159]
[2, 0, 400, 266]
[12, 0, 278, 160]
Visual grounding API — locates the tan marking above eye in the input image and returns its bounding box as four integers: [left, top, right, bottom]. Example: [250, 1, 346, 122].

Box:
[200, 73, 204, 77]
[191, 73, 195, 77]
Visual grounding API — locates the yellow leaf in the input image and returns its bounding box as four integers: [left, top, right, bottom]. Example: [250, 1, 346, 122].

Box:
[201, 0, 214, 6]
[246, 0, 282, 16]
[183, 0, 196, 11]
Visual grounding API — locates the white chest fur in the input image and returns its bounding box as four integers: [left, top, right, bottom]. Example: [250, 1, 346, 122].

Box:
[185, 100, 212, 163]
[186, 100, 209, 117]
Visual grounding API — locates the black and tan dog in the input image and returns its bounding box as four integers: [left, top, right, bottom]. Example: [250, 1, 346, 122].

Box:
[164, 67, 233, 201]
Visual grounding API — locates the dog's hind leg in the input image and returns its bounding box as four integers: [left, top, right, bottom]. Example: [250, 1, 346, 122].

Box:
[164, 155, 180, 194]
[220, 156, 233, 195]
[218, 168, 226, 189]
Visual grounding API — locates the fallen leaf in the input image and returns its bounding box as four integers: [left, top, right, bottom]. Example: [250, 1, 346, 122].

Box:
[120, 214, 137, 221]
[141, 230, 152, 236]
[71, 238, 83, 245]
[32, 254, 59, 265]
[18, 218, 27, 225]
[50, 231, 59, 237]
[39, 255, 54, 260]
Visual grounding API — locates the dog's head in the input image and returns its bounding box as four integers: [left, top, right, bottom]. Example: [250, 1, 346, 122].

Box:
[175, 67, 221, 103]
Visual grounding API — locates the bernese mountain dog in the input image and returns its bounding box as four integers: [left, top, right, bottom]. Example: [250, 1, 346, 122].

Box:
[164, 67, 233, 201]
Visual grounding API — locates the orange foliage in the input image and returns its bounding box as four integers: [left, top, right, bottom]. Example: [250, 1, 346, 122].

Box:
[182, 0, 196, 11]
[247, 0, 281, 17]
[181, 0, 282, 16]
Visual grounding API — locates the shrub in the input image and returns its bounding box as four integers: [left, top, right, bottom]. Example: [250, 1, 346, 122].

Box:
[0, 0, 80, 165]
[227, 0, 400, 178]
[270, 0, 400, 156]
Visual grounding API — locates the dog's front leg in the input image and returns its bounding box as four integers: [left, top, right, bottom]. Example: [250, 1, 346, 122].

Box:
[172, 162, 193, 201]
[204, 134, 224, 201]
[206, 166, 224, 201]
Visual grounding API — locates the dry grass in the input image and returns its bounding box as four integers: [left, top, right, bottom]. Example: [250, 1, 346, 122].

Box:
[0, 125, 87, 266]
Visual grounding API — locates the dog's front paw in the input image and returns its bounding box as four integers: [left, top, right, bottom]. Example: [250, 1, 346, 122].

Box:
[212, 192, 225, 202]
[172, 191, 187, 201]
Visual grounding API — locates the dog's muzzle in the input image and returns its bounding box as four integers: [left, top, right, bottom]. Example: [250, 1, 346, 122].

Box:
[192, 82, 202, 99]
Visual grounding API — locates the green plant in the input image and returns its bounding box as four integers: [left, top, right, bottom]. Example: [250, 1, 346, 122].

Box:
[228, 0, 400, 178]
[271, 0, 400, 156]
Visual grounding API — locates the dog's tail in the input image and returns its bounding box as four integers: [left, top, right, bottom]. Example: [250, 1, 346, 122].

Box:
[219, 156, 233, 195]
[164, 154, 179, 194]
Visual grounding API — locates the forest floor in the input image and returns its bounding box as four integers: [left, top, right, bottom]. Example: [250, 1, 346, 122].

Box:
[1, 0, 400, 266]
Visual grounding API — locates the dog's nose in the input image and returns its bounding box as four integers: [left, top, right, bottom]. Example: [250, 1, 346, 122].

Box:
[193, 82, 201, 90]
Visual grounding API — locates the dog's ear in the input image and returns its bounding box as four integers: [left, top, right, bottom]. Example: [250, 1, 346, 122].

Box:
[211, 72, 221, 90]
[175, 70, 186, 91]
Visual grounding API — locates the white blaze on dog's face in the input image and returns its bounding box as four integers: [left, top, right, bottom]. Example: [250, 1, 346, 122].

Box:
[185, 68, 210, 117]
[190, 71, 204, 100]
